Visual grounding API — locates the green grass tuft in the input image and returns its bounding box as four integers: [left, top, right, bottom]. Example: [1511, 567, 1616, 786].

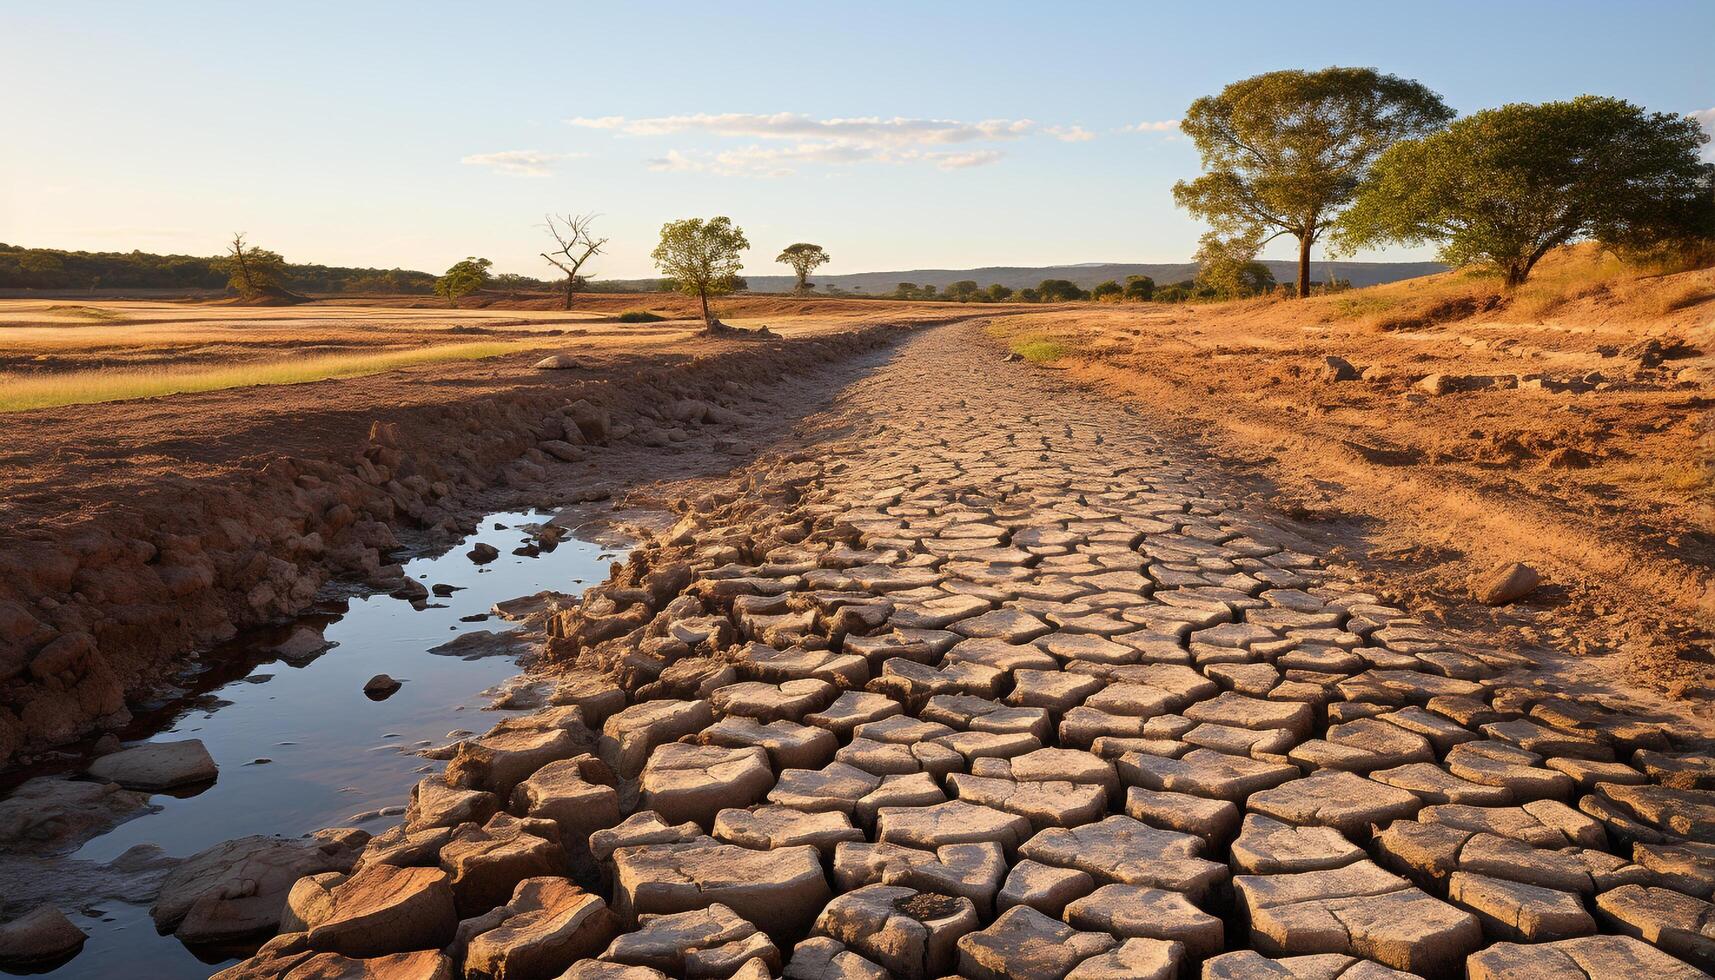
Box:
[616, 310, 666, 323]
[1013, 339, 1068, 363]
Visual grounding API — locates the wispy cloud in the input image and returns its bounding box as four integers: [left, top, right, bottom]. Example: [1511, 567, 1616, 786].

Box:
[1045, 125, 1096, 143]
[460, 149, 584, 177]
[572, 111, 1061, 176]
[927, 149, 1005, 170]
[568, 112, 1035, 146]
[1694, 107, 1715, 160]
[1122, 119, 1180, 133]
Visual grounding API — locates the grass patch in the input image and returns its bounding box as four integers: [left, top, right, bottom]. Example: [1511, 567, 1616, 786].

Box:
[617, 310, 666, 323]
[1648, 282, 1715, 316]
[0, 341, 540, 413]
[1331, 294, 1397, 320]
[1013, 339, 1068, 363]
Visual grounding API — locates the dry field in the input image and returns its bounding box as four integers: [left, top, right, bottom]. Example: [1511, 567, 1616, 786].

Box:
[984, 247, 1715, 690]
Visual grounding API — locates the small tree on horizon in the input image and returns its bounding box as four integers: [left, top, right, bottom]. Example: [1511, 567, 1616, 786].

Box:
[651, 216, 749, 325]
[1123, 274, 1155, 301]
[1173, 67, 1454, 299]
[221, 233, 286, 298]
[776, 243, 830, 294]
[1335, 96, 1715, 286]
[540, 212, 608, 310]
[434, 257, 492, 307]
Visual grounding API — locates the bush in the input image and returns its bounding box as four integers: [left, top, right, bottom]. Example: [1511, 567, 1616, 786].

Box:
[617, 310, 666, 323]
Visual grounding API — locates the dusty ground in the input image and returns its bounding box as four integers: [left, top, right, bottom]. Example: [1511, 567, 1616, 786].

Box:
[4, 295, 1714, 977]
[208, 319, 1715, 978]
[984, 250, 1714, 697]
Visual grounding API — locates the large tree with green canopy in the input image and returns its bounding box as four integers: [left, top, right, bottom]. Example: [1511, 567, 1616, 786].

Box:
[1335, 96, 1715, 286]
[1172, 67, 1454, 298]
[652, 216, 750, 325]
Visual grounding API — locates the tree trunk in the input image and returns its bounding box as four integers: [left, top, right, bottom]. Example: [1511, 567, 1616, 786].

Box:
[1296, 233, 1313, 300]
[699, 287, 711, 325]
[563, 276, 574, 311]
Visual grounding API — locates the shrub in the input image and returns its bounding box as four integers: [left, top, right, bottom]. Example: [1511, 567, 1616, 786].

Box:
[617, 310, 666, 323]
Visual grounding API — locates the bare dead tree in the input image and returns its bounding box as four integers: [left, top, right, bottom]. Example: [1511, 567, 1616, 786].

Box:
[540, 213, 608, 310]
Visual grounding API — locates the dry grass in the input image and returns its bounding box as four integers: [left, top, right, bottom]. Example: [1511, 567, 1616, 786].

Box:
[0, 341, 542, 413]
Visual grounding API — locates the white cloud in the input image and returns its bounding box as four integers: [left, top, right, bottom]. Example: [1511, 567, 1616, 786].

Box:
[926, 149, 1005, 170]
[1046, 125, 1096, 142]
[568, 112, 1035, 146]
[1123, 119, 1180, 133]
[460, 150, 583, 177]
[1694, 107, 1715, 159]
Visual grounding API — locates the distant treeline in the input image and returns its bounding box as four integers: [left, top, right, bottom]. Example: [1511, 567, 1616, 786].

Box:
[0, 243, 461, 294]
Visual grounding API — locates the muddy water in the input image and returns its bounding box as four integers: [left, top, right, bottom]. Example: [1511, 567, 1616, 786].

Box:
[8, 510, 620, 978]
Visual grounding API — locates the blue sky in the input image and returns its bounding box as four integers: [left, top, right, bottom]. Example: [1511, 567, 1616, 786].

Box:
[4, 1, 1711, 279]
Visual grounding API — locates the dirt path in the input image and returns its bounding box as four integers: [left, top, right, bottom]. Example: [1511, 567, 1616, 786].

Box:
[194, 321, 1715, 977]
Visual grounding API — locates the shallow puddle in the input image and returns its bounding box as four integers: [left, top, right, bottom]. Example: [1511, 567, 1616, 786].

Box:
[2, 509, 620, 978]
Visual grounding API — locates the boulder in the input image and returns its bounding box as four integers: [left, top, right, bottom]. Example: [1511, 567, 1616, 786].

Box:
[86, 738, 218, 790]
[0, 777, 155, 856]
[0, 905, 86, 966]
[638, 744, 775, 829]
[1475, 562, 1541, 606]
[611, 841, 829, 941]
[955, 906, 1117, 980]
[439, 815, 564, 917]
[152, 830, 367, 942]
[464, 877, 617, 980]
[813, 885, 979, 980]
[303, 865, 459, 957]
[600, 903, 780, 978]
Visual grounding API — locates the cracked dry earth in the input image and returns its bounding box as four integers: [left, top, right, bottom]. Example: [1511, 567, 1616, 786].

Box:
[215, 324, 1715, 980]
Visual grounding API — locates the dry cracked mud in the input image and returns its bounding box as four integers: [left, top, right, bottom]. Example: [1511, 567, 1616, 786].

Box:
[45, 322, 1715, 978]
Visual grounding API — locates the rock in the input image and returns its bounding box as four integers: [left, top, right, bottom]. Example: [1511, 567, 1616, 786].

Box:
[955, 905, 1117, 980]
[875, 800, 1034, 856]
[1448, 870, 1595, 942]
[86, 738, 218, 790]
[364, 673, 402, 699]
[782, 936, 890, 979]
[1201, 950, 1415, 978]
[215, 947, 458, 980]
[1595, 883, 1715, 971]
[1320, 355, 1360, 382]
[813, 884, 979, 980]
[1246, 769, 1422, 837]
[1229, 814, 1365, 875]
[638, 744, 775, 829]
[302, 865, 459, 957]
[599, 699, 716, 779]
[535, 354, 582, 370]
[1234, 859, 1483, 975]
[1064, 939, 1182, 980]
[1474, 562, 1542, 605]
[464, 877, 617, 980]
[407, 778, 501, 833]
[1466, 934, 1712, 979]
[439, 815, 564, 917]
[152, 831, 367, 942]
[833, 841, 1008, 916]
[512, 755, 621, 854]
[588, 811, 710, 867]
[271, 625, 336, 664]
[447, 723, 588, 797]
[600, 903, 779, 977]
[471, 542, 502, 564]
[0, 905, 86, 966]
[1017, 815, 1227, 901]
[996, 860, 1096, 918]
[1065, 883, 1223, 958]
[610, 841, 830, 941]
[0, 777, 156, 856]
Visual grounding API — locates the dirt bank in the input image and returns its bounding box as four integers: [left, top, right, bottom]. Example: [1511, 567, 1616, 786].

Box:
[0, 323, 913, 766]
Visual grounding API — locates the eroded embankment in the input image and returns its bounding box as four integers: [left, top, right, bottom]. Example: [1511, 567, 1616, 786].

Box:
[0, 324, 910, 766]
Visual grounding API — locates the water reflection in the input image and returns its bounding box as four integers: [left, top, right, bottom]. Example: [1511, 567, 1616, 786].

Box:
[3, 510, 618, 978]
